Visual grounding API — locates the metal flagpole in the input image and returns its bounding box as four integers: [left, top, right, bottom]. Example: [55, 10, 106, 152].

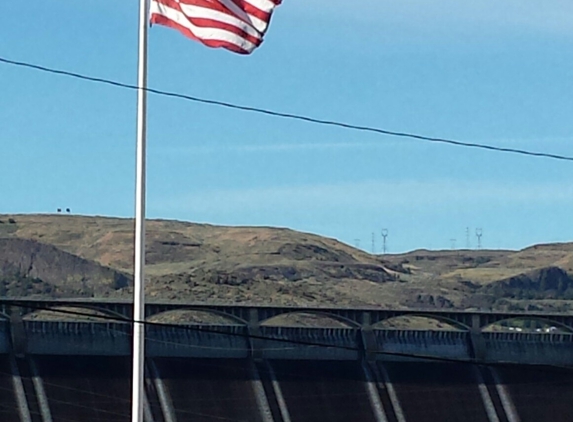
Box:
[132, 0, 148, 421]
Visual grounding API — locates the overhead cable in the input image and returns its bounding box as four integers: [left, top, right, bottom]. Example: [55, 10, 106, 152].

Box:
[1, 56, 572, 162]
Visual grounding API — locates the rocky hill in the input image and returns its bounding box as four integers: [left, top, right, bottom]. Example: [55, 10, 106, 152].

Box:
[0, 237, 130, 298]
[1, 214, 573, 312]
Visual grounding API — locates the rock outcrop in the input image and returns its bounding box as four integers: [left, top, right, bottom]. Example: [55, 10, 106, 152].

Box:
[0, 238, 131, 297]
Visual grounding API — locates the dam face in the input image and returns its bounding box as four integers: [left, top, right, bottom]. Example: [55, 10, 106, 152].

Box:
[3, 356, 573, 422]
[1, 300, 573, 421]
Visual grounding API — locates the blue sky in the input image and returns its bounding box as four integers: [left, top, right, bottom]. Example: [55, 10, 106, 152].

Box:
[2, 0, 572, 252]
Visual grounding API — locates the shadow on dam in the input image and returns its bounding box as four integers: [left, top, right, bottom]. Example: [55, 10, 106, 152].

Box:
[0, 357, 21, 422]
[267, 360, 378, 422]
[3, 356, 573, 421]
[154, 358, 264, 422]
[497, 365, 573, 422]
[382, 362, 490, 422]
[36, 356, 131, 422]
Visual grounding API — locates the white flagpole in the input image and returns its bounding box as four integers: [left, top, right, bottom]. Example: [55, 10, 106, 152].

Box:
[132, 0, 148, 421]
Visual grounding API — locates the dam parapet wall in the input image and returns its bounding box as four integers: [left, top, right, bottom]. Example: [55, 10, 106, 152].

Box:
[4, 320, 571, 366]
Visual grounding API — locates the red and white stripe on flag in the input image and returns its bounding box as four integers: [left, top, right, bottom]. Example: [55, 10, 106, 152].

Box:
[150, 0, 282, 54]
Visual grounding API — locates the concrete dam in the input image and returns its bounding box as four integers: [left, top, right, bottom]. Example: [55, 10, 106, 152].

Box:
[0, 299, 573, 422]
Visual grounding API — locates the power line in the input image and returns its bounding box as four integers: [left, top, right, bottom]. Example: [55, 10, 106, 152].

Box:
[2, 55, 573, 163]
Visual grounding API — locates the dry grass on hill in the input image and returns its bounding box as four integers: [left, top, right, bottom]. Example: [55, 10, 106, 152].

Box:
[2, 214, 573, 314]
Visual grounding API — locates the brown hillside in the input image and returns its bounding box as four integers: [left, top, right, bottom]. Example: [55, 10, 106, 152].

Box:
[0, 214, 406, 306]
[2, 214, 573, 311]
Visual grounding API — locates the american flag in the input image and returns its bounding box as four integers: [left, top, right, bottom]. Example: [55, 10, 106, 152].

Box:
[150, 0, 282, 54]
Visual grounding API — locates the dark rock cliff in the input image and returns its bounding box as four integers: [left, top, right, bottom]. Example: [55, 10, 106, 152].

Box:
[481, 266, 573, 300]
[0, 238, 131, 297]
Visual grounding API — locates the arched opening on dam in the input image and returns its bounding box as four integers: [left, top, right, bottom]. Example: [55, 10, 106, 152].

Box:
[482, 317, 573, 333]
[373, 314, 467, 330]
[260, 311, 357, 327]
[22, 306, 127, 322]
[145, 310, 250, 359]
[147, 309, 246, 325]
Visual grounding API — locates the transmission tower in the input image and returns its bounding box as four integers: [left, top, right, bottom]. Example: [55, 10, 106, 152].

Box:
[466, 227, 470, 249]
[450, 238, 457, 250]
[381, 229, 388, 254]
[476, 228, 483, 250]
[354, 239, 361, 249]
[371, 232, 376, 254]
